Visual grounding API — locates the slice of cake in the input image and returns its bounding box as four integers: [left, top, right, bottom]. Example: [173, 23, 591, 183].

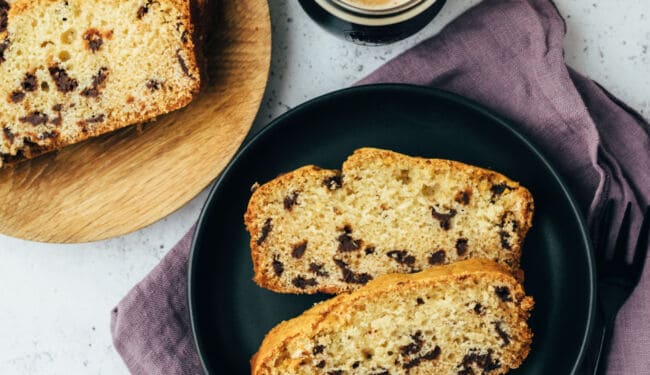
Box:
[251, 259, 534, 375]
[245, 148, 534, 294]
[0, 0, 206, 167]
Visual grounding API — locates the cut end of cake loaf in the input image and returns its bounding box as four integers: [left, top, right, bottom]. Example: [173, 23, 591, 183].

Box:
[245, 148, 534, 294]
[0, 0, 205, 167]
[251, 259, 534, 375]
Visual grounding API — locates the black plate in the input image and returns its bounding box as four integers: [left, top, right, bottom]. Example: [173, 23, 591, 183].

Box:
[189, 84, 595, 374]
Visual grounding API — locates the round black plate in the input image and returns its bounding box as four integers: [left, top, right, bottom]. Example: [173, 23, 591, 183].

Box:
[189, 84, 595, 374]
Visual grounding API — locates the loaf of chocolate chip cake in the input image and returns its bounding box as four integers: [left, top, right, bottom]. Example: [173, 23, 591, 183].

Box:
[251, 259, 534, 375]
[0, 0, 207, 167]
[245, 148, 534, 294]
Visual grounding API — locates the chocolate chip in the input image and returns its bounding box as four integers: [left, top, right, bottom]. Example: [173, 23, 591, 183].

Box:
[0, 38, 10, 64]
[38, 130, 58, 140]
[283, 191, 299, 211]
[328, 371, 343, 375]
[292, 276, 318, 289]
[146, 79, 161, 91]
[431, 207, 457, 230]
[416, 298, 424, 305]
[137, 0, 153, 19]
[364, 247, 375, 255]
[428, 250, 446, 265]
[334, 259, 372, 285]
[0, 0, 8, 34]
[495, 286, 512, 302]
[176, 49, 191, 77]
[316, 360, 326, 368]
[86, 114, 105, 124]
[81, 67, 109, 97]
[83, 29, 103, 52]
[180, 30, 188, 44]
[3, 127, 14, 144]
[459, 349, 501, 374]
[49, 66, 78, 93]
[291, 241, 307, 259]
[256, 218, 272, 245]
[473, 303, 484, 314]
[498, 230, 512, 250]
[309, 262, 329, 277]
[455, 189, 472, 205]
[371, 371, 390, 375]
[338, 225, 361, 252]
[19, 111, 49, 126]
[323, 173, 342, 190]
[21, 73, 38, 92]
[400, 331, 423, 356]
[352, 361, 360, 369]
[272, 256, 283, 277]
[455, 238, 468, 256]
[52, 104, 63, 112]
[490, 183, 513, 202]
[313, 344, 325, 355]
[403, 346, 441, 369]
[387, 250, 416, 266]
[10, 91, 25, 103]
[494, 322, 510, 347]
[1, 149, 24, 164]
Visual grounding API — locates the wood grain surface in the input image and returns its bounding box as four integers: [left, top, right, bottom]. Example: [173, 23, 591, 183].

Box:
[0, 0, 271, 243]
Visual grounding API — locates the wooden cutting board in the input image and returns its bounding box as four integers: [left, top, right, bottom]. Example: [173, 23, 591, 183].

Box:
[0, 0, 271, 243]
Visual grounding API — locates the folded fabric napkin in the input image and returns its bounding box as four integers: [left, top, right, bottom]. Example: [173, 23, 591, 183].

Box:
[111, 0, 650, 373]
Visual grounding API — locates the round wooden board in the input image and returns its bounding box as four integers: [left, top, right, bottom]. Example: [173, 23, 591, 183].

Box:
[0, 0, 271, 243]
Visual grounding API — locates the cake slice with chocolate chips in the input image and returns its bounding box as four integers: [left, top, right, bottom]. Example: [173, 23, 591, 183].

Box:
[0, 0, 207, 167]
[251, 259, 534, 375]
[245, 148, 534, 294]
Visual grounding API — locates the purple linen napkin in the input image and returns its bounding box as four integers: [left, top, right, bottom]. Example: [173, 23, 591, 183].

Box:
[111, 1, 650, 374]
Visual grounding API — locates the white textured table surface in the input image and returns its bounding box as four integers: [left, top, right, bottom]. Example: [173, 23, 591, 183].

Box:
[1, 1, 648, 373]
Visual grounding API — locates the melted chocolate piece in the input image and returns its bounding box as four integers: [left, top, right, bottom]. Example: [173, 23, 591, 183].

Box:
[0, 38, 9, 64]
[323, 173, 342, 190]
[455, 238, 468, 256]
[83, 29, 103, 52]
[137, 0, 153, 19]
[38, 130, 58, 140]
[494, 322, 510, 347]
[272, 256, 283, 277]
[387, 250, 416, 266]
[495, 286, 512, 302]
[365, 247, 375, 255]
[86, 114, 105, 124]
[333, 259, 372, 285]
[291, 241, 307, 259]
[431, 207, 457, 230]
[328, 371, 343, 375]
[400, 331, 423, 356]
[458, 349, 501, 374]
[19, 111, 48, 126]
[428, 250, 446, 265]
[473, 303, 484, 314]
[3, 127, 14, 144]
[81, 67, 109, 97]
[490, 183, 514, 202]
[176, 49, 191, 77]
[49, 66, 78, 93]
[416, 297, 425, 305]
[283, 191, 299, 211]
[315, 360, 326, 368]
[498, 230, 512, 250]
[455, 190, 472, 205]
[0, 0, 8, 34]
[21, 73, 38, 92]
[313, 344, 325, 355]
[403, 346, 441, 370]
[338, 225, 361, 252]
[291, 276, 318, 289]
[10, 91, 25, 103]
[146, 79, 161, 91]
[309, 263, 329, 277]
[256, 218, 272, 245]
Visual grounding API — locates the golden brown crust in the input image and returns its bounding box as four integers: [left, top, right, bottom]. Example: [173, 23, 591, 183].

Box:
[251, 259, 534, 375]
[245, 148, 534, 294]
[0, 0, 206, 167]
